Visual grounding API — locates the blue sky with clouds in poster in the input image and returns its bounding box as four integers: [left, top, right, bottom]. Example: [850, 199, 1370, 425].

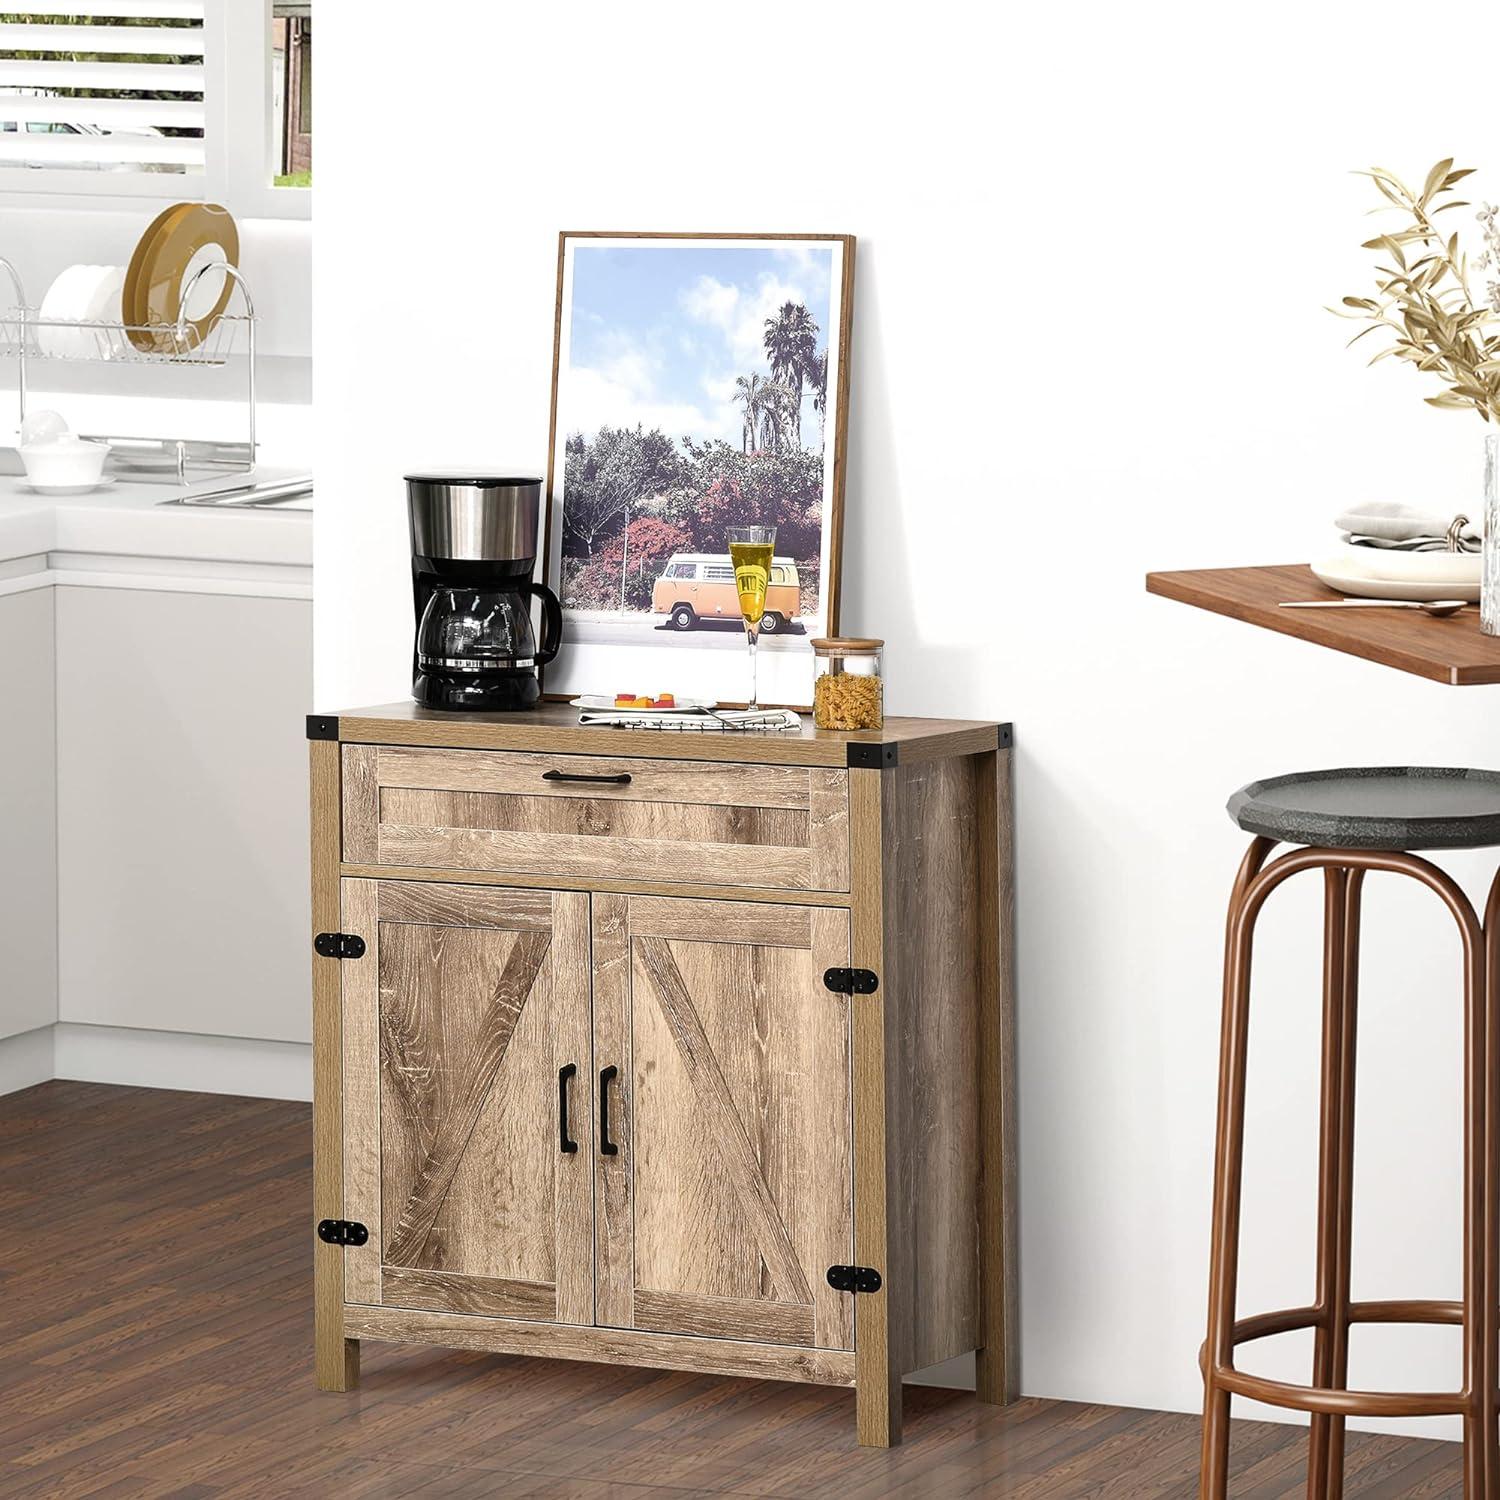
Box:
[561, 243, 835, 448]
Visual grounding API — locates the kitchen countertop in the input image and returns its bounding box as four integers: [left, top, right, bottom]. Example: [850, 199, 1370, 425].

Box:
[0, 465, 311, 570]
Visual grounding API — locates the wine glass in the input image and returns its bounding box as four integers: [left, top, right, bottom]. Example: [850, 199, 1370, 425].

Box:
[727, 525, 776, 710]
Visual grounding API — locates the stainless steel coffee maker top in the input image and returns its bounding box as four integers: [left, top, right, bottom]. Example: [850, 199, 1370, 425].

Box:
[405, 472, 543, 562]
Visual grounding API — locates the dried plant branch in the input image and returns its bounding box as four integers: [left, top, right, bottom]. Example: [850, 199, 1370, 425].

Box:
[1332, 159, 1500, 424]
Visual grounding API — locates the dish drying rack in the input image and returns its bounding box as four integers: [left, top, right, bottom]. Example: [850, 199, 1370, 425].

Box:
[0, 254, 259, 483]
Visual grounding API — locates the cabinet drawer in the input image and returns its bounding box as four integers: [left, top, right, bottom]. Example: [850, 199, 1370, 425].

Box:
[342, 745, 851, 892]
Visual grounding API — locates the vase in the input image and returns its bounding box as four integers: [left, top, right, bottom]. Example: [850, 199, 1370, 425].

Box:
[1484, 430, 1500, 635]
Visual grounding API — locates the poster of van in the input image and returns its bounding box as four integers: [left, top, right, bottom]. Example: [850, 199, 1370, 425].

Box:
[543, 233, 855, 708]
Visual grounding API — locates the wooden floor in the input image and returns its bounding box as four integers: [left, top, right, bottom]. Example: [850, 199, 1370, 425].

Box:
[0, 1081, 1465, 1497]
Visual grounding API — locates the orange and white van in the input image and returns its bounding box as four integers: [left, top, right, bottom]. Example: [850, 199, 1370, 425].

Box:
[650, 553, 801, 633]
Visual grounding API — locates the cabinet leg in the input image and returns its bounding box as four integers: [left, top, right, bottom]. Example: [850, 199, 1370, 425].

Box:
[315, 1243, 358, 1391]
[976, 746, 1019, 1406]
[976, 1345, 1012, 1406]
[856, 1365, 902, 1447]
[316, 1328, 359, 1392]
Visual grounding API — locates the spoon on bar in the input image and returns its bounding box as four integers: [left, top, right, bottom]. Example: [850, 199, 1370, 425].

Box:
[1278, 599, 1470, 618]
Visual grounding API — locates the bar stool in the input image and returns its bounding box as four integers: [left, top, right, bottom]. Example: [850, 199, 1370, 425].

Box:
[1200, 767, 1500, 1499]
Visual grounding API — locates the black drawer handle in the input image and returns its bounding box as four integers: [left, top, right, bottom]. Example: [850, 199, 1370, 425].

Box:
[599, 1065, 619, 1156]
[542, 769, 632, 786]
[558, 1064, 578, 1154]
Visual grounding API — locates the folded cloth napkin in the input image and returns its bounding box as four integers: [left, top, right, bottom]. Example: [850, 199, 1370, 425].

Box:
[578, 709, 802, 733]
[1335, 501, 1481, 552]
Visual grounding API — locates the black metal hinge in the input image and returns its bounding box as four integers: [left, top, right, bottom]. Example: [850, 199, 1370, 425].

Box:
[306, 714, 340, 741]
[827, 1264, 882, 1294]
[317, 1219, 369, 1247]
[314, 932, 366, 960]
[823, 967, 879, 996]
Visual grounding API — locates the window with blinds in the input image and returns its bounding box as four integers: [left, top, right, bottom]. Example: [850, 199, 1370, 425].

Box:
[0, 3, 206, 177]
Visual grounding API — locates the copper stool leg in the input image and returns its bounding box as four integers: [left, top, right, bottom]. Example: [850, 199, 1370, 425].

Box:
[1460, 874, 1489, 1499]
[1201, 837, 1276, 1499]
[1484, 870, 1500, 1500]
[1201, 845, 1487, 1499]
[1308, 869, 1362, 1500]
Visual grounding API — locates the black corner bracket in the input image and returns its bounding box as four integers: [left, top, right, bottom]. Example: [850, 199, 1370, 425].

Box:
[846, 742, 898, 769]
[998, 722, 1014, 749]
[306, 714, 340, 741]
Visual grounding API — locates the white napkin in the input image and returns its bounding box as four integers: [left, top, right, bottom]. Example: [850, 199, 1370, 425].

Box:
[1334, 501, 1481, 552]
[578, 709, 802, 733]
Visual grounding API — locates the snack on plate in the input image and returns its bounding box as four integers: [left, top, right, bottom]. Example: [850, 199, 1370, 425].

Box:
[614, 691, 678, 709]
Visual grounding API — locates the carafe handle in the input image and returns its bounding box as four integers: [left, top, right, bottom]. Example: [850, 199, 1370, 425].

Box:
[528, 580, 563, 666]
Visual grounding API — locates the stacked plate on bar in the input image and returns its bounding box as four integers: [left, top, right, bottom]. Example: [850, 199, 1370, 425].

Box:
[1311, 547, 1482, 603]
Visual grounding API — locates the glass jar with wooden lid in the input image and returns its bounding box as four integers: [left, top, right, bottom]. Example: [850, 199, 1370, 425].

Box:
[811, 637, 884, 730]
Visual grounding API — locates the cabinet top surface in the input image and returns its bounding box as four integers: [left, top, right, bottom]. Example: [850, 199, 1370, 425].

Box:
[313, 702, 1009, 768]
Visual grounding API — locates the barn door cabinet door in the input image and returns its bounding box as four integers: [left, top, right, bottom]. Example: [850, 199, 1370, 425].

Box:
[340, 878, 594, 1326]
[592, 893, 855, 1352]
[343, 880, 855, 1352]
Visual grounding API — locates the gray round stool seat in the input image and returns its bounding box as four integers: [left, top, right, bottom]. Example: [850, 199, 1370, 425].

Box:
[1228, 767, 1500, 851]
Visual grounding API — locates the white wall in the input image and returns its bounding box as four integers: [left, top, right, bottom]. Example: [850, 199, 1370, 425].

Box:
[314, 1, 1500, 1433]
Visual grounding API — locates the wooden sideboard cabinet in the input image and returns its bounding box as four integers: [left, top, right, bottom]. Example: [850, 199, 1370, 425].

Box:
[307, 703, 1016, 1447]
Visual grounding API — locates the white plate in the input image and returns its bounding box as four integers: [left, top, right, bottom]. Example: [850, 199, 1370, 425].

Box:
[17, 476, 117, 496]
[1311, 547, 1482, 603]
[38, 264, 114, 359]
[81, 265, 126, 358]
[571, 695, 717, 714]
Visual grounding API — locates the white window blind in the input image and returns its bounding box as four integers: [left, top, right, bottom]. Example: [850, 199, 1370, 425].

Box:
[0, 2, 206, 176]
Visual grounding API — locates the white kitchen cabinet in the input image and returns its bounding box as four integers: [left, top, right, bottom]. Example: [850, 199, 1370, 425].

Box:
[0, 587, 57, 1047]
[55, 586, 314, 1043]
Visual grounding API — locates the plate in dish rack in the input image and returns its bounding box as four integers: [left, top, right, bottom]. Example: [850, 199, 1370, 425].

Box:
[1311, 547, 1481, 603]
[571, 695, 717, 714]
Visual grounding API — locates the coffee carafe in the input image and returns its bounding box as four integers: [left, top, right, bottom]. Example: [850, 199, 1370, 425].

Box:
[406, 473, 562, 711]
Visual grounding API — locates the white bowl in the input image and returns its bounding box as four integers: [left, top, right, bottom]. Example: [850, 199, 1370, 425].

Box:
[19, 438, 108, 490]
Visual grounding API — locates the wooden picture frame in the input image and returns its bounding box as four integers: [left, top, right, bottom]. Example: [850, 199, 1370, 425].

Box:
[542, 231, 856, 708]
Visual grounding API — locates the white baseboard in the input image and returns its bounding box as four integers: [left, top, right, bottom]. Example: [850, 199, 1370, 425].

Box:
[0, 1026, 56, 1096]
[52, 1023, 312, 1101]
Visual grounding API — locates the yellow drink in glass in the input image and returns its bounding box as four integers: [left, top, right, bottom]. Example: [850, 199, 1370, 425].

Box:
[726, 525, 776, 709]
[730, 540, 773, 625]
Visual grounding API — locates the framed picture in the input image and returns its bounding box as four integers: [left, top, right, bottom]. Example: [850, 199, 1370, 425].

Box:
[543, 231, 856, 708]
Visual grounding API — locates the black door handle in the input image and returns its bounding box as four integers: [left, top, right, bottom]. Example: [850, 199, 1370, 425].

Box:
[599, 1065, 619, 1156]
[542, 769, 632, 786]
[558, 1064, 578, 1154]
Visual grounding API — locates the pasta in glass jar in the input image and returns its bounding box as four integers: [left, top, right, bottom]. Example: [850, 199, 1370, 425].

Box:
[811, 637, 884, 730]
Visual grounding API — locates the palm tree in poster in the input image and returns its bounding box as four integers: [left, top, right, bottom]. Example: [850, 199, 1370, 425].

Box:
[808, 348, 828, 451]
[756, 380, 799, 454]
[732, 373, 772, 453]
[763, 302, 819, 446]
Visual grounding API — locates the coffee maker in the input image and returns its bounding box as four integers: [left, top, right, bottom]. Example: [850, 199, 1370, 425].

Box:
[406, 472, 562, 711]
